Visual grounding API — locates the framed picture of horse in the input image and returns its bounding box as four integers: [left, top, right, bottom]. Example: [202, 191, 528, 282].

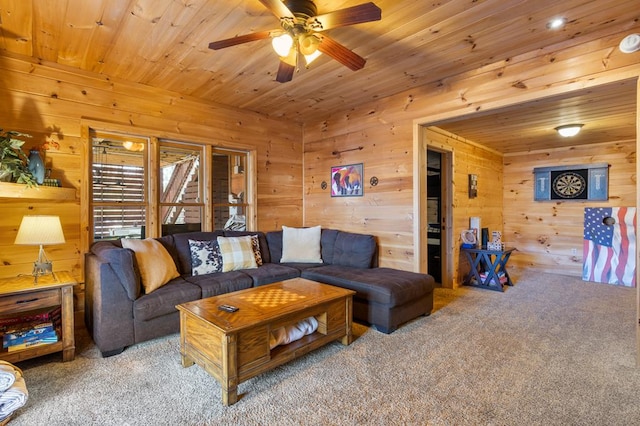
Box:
[331, 163, 363, 197]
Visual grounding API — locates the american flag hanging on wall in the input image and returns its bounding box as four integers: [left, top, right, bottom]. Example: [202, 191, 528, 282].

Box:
[583, 207, 636, 287]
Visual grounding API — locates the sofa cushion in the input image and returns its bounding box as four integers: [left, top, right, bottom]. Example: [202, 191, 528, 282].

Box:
[189, 239, 223, 275]
[224, 231, 270, 264]
[121, 238, 180, 294]
[320, 229, 339, 264]
[301, 266, 434, 307]
[184, 271, 253, 298]
[217, 235, 258, 272]
[281, 225, 323, 263]
[91, 242, 141, 300]
[332, 231, 376, 269]
[172, 231, 224, 275]
[238, 263, 301, 286]
[133, 278, 201, 321]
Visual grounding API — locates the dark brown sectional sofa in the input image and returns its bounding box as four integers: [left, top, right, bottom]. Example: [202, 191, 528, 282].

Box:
[84, 229, 435, 357]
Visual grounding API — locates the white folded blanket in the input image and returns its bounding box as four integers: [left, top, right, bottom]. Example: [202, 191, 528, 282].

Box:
[0, 368, 27, 420]
[0, 361, 21, 393]
[270, 316, 319, 349]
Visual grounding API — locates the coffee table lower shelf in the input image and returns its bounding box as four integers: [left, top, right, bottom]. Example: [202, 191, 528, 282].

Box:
[176, 279, 354, 406]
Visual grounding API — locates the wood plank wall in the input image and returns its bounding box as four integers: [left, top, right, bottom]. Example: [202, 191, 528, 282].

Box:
[0, 54, 304, 290]
[504, 139, 637, 276]
[303, 27, 639, 286]
[424, 127, 504, 284]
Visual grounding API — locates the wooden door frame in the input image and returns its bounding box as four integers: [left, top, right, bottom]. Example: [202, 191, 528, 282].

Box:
[414, 128, 454, 288]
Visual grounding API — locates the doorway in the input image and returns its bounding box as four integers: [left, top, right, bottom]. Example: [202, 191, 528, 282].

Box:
[427, 150, 442, 284]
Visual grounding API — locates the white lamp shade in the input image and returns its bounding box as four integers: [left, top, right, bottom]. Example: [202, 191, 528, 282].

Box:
[272, 33, 294, 57]
[15, 215, 66, 245]
[304, 50, 322, 65]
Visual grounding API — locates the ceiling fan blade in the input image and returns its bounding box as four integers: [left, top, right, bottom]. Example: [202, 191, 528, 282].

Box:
[208, 30, 273, 50]
[276, 60, 295, 83]
[317, 35, 366, 71]
[307, 2, 381, 31]
[258, 0, 295, 20]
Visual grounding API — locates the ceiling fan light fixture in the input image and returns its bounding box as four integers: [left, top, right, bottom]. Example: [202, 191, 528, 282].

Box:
[280, 47, 297, 66]
[304, 49, 322, 66]
[272, 33, 294, 57]
[299, 34, 320, 56]
[555, 124, 583, 137]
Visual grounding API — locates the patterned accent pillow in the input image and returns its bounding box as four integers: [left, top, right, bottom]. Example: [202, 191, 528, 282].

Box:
[217, 236, 258, 272]
[250, 234, 263, 266]
[189, 239, 223, 276]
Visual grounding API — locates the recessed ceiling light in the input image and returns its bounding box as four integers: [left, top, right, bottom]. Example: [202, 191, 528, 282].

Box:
[619, 34, 640, 53]
[547, 17, 566, 30]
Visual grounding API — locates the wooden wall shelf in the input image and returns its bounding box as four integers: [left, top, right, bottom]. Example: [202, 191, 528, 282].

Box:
[0, 182, 77, 201]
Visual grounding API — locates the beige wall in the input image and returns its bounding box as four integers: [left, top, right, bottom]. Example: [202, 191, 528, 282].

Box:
[0, 54, 303, 282]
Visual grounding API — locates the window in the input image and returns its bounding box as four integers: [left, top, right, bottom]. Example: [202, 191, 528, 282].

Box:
[159, 141, 204, 236]
[212, 149, 248, 231]
[91, 131, 147, 240]
[87, 127, 254, 245]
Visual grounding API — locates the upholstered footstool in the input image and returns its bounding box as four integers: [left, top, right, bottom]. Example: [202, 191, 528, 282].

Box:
[302, 266, 436, 333]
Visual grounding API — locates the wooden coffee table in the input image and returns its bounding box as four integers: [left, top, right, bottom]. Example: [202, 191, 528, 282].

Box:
[176, 278, 355, 406]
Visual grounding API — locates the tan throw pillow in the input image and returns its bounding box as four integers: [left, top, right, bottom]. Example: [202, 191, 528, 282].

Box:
[217, 236, 258, 272]
[121, 238, 180, 293]
[280, 225, 323, 263]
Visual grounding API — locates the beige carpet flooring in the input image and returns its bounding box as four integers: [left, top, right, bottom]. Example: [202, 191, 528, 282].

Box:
[7, 271, 640, 425]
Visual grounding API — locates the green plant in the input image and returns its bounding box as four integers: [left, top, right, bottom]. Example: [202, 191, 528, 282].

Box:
[0, 129, 37, 187]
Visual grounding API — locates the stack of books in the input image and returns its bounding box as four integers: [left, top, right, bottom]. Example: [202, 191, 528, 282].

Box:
[479, 271, 508, 285]
[1, 307, 61, 352]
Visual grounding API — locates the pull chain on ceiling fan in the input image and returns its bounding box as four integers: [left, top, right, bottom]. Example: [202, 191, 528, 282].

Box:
[208, 0, 381, 83]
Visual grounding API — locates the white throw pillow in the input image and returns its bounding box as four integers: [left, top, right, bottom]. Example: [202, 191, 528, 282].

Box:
[280, 225, 323, 263]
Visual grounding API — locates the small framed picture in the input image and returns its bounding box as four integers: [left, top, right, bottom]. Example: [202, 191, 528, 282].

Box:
[468, 174, 478, 198]
[331, 163, 363, 197]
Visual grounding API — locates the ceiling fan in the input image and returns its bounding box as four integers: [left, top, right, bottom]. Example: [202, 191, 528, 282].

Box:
[208, 0, 381, 83]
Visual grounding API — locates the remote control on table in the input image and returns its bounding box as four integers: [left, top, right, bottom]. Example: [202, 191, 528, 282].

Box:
[218, 304, 239, 312]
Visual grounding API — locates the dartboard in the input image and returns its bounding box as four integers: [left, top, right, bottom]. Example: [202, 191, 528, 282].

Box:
[552, 171, 586, 198]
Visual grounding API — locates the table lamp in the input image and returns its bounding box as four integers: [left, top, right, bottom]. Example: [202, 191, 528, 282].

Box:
[14, 215, 66, 280]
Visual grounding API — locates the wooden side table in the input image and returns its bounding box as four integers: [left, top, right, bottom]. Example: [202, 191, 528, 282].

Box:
[461, 247, 515, 292]
[0, 271, 77, 363]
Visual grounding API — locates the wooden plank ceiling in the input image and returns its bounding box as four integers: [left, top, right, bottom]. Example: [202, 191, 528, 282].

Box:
[0, 0, 638, 153]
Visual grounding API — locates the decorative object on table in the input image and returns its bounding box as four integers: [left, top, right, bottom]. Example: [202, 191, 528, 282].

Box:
[583, 207, 636, 287]
[460, 230, 477, 249]
[320, 181, 327, 190]
[14, 215, 66, 281]
[469, 217, 481, 246]
[0, 129, 37, 187]
[369, 176, 378, 186]
[468, 174, 478, 198]
[331, 163, 363, 197]
[487, 231, 504, 251]
[27, 149, 45, 185]
[533, 163, 609, 201]
[481, 228, 489, 248]
[0, 360, 28, 425]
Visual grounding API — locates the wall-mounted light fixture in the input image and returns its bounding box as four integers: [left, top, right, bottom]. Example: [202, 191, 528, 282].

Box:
[555, 124, 584, 137]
